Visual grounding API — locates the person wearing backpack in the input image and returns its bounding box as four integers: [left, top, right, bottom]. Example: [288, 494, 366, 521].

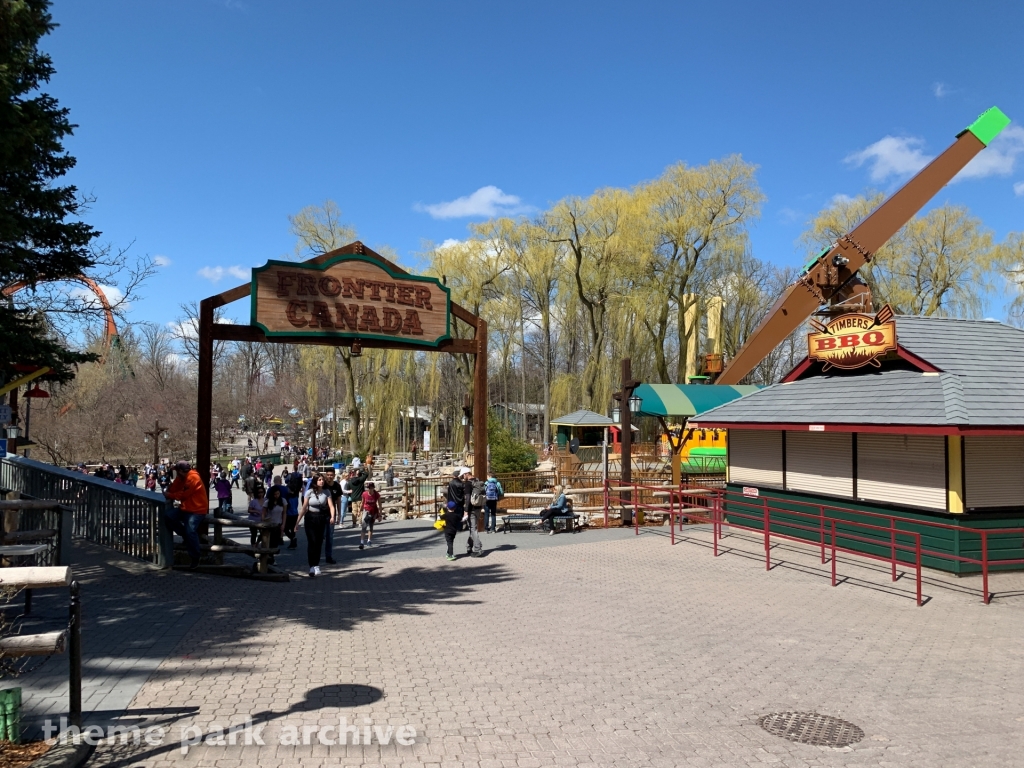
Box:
[443, 467, 469, 560]
[348, 465, 368, 528]
[484, 471, 504, 533]
[466, 471, 486, 557]
[283, 470, 303, 548]
[338, 470, 354, 527]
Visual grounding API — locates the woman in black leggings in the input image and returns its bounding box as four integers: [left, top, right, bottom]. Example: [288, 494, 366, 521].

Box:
[296, 473, 335, 577]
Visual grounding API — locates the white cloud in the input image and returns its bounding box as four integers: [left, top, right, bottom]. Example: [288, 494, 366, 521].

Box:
[777, 207, 802, 224]
[1014, 181, 1024, 197]
[845, 136, 933, 182]
[932, 82, 948, 98]
[955, 124, 1024, 180]
[68, 283, 125, 308]
[438, 238, 463, 249]
[168, 318, 197, 340]
[153, 255, 172, 267]
[830, 193, 854, 205]
[167, 316, 234, 340]
[414, 186, 529, 219]
[197, 265, 250, 282]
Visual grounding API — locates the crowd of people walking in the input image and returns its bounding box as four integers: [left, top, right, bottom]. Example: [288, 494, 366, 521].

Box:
[154, 443, 568, 575]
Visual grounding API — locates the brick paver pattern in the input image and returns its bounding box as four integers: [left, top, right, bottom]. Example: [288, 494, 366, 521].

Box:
[42, 522, 1024, 766]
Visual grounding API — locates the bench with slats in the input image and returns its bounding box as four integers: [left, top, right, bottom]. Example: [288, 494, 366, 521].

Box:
[501, 512, 580, 533]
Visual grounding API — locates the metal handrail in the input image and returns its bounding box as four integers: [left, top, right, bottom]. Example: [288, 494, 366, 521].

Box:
[1, 455, 172, 567]
[600, 481, 1022, 605]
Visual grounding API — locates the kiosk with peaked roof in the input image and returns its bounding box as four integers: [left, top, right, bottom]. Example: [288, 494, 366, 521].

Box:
[691, 315, 1024, 573]
[549, 409, 614, 450]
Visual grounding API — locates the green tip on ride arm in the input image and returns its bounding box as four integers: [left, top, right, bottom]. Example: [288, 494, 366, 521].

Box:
[959, 106, 1010, 146]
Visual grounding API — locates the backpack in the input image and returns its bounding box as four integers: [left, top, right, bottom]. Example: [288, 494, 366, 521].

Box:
[286, 472, 302, 496]
[485, 478, 501, 501]
[470, 480, 487, 508]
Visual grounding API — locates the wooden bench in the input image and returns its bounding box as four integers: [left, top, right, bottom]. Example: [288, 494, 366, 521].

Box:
[501, 512, 580, 534]
[1, 529, 57, 545]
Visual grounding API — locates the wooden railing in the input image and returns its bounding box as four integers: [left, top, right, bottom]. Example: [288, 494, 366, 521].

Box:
[0, 455, 172, 567]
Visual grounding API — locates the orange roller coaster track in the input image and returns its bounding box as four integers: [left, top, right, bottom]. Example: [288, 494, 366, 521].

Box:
[2, 275, 119, 348]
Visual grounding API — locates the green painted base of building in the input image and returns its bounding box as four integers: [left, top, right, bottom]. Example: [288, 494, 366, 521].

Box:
[723, 484, 1024, 575]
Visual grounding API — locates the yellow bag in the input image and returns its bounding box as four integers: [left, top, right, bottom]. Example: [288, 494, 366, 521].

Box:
[433, 518, 445, 530]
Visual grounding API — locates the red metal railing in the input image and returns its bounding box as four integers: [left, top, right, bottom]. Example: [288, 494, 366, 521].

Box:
[721, 495, 922, 606]
[602, 481, 1024, 604]
[723, 490, 1024, 604]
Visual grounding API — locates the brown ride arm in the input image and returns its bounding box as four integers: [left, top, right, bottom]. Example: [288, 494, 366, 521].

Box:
[717, 130, 986, 385]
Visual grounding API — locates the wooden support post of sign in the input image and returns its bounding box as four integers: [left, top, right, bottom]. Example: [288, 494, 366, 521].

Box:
[194, 242, 488, 496]
[473, 318, 488, 480]
[197, 299, 215, 488]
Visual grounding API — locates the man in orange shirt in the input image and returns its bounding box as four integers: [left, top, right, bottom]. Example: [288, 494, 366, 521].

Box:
[164, 460, 210, 569]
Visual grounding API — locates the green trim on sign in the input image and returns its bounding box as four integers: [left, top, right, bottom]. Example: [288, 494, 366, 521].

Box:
[248, 255, 453, 348]
[960, 106, 1010, 146]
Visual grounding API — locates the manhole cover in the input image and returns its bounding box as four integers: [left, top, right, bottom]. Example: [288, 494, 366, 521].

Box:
[758, 712, 864, 747]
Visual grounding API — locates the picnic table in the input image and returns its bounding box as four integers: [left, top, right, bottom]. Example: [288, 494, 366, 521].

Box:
[167, 512, 288, 582]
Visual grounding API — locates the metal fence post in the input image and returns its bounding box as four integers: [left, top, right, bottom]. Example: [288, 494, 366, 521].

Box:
[763, 497, 770, 571]
[156, 504, 174, 569]
[890, 518, 897, 582]
[68, 580, 82, 729]
[981, 531, 990, 605]
[58, 505, 73, 566]
[830, 519, 837, 587]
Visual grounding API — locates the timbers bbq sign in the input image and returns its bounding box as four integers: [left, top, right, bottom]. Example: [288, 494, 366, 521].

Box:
[807, 306, 897, 371]
[251, 256, 451, 346]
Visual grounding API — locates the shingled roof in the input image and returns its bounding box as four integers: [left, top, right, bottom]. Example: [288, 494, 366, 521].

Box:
[692, 316, 1024, 428]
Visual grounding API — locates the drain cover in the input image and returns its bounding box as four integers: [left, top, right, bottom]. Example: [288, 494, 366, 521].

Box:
[758, 712, 864, 747]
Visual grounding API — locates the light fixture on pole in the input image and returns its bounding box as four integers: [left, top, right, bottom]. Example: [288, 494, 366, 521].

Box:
[611, 406, 620, 424]
[5, 425, 21, 440]
[23, 383, 50, 458]
[628, 393, 642, 414]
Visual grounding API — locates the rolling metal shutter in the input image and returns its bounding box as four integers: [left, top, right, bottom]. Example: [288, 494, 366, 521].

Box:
[964, 436, 1024, 508]
[729, 429, 783, 488]
[857, 434, 945, 510]
[785, 431, 853, 497]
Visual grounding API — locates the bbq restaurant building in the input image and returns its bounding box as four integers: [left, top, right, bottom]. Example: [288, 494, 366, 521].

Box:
[691, 315, 1024, 573]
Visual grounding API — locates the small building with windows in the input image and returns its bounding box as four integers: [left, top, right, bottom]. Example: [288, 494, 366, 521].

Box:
[690, 315, 1024, 572]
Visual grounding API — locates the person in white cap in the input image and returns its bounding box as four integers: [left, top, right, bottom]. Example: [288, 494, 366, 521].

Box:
[464, 469, 485, 557]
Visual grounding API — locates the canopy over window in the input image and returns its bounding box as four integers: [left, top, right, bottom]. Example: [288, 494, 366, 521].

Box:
[632, 384, 761, 418]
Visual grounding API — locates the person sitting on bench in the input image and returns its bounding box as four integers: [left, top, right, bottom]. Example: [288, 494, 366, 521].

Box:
[540, 486, 568, 535]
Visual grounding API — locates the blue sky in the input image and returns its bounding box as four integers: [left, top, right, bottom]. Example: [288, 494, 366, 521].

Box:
[44, 0, 1024, 326]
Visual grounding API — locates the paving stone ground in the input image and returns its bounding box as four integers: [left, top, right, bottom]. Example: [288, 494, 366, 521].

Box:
[13, 517, 1024, 767]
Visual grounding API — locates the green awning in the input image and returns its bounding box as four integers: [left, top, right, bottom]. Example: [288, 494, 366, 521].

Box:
[632, 383, 761, 418]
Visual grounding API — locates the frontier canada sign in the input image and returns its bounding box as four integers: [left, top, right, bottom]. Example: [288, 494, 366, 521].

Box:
[807, 309, 897, 371]
[251, 256, 451, 347]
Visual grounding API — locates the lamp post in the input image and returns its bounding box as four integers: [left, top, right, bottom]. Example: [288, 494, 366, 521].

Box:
[613, 358, 641, 517]
[143, 420, 169, 467]
[23, 383, 50, 458]
[5, 424, 21, 456]
[462, 394, 472, 462]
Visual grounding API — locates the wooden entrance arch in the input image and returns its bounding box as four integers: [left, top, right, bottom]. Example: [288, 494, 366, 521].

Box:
[195, 241, 488, 486]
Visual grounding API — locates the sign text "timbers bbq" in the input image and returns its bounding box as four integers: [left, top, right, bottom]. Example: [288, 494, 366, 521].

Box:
[251, 256, 451, 347]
